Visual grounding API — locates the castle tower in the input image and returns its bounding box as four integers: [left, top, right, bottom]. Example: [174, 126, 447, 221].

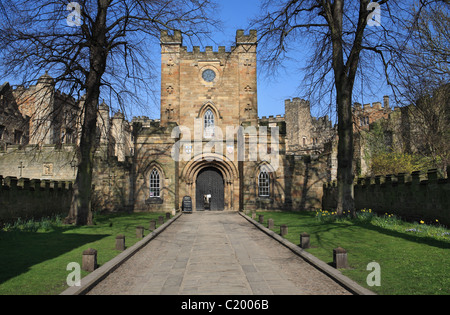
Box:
[159, 29, 258, 128]
[285, 98, 313, 150]
[31, 72, 55, 144]
[111, 111, 127, 162]
[235, 29, 258, 125]
[160, 30, 182, 127]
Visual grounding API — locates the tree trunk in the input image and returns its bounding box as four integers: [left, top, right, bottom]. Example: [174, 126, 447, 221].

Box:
[65, 72, 103, 225]
[336, 85, 355, 216]
[65, 90, 99, 226]
[65, 3, 109, 226]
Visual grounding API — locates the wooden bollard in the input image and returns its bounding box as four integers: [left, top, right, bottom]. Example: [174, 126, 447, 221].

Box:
[166, 212, 171, 220]
[149, 219, 156, 231]
[158, 216, 164, 225]
[115, 234, 125, 251]
[267, 218, 274, 229]
[300, 232, 310, 249]
[280, 224, 288, 237]
[258, 214, 264, 224]
[333, 247, 349, 269]
[136, 226, 144, 239]
[82, 248, 97, 272]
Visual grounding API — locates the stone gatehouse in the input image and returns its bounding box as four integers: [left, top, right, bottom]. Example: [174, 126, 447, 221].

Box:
[0, 30, 336, 216]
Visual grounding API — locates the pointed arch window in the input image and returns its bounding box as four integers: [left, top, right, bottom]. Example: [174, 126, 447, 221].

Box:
[258, 170, 270, 197]
[204, 109, 215, 138]
[149, 168, 161, 197]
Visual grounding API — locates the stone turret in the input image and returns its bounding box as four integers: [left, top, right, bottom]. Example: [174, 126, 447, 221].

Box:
[160, 30, 183, 46]
[37, 71, 55, 87]
[111, 111, 127, 162]
[285, 98, 313, 149]
[236, 29, 257, 45]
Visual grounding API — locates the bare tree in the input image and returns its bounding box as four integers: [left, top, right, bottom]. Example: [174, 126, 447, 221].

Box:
[0, 0, 217, 225]
[252, 0, 442, 215]
[393, 1, 450, 172]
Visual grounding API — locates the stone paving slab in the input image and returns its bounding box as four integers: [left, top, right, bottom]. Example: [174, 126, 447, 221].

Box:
[85, 212, 353, 295]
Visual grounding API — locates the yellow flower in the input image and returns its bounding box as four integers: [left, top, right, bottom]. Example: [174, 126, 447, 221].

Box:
[420, 220, 424, 224]
[436, 219, 439, 223]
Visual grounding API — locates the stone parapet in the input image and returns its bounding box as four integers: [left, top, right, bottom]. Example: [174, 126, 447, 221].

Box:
[322, 168, 450, 226]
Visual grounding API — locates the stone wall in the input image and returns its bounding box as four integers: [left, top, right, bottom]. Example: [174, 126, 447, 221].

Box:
[242, 152, 330, 212]
[132, 119, 178, 213]
[91, 156, 133, 213]
[322, 168, 450, 226]
[277, 154, 329, 211]
[0, 176, 73, 225]
[0, 144, 77, 180]
[0, 82, 29, 146]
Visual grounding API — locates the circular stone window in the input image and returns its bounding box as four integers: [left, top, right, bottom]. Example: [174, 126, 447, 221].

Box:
[202, 69, 216, 82]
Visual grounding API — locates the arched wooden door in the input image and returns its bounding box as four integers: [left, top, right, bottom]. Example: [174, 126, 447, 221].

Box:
[196, 167, 224, 211]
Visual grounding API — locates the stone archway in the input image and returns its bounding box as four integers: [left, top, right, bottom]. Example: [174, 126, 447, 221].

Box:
[181, 153, 239, 211]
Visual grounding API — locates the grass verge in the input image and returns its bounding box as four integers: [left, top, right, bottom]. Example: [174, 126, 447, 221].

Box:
[250, 210, 450, 295]
[0, 212, 171, 295]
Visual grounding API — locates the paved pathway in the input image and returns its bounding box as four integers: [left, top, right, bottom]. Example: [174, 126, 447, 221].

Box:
[87, 212, 351, 295]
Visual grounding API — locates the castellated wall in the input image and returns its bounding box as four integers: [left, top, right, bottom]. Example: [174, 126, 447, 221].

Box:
[0, 176, 73, 225]
[322, 169, 450, 226]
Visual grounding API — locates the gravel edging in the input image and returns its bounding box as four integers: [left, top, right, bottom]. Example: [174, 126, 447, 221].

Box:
[60, 212, 183, 295]
[239, 212, 376, 296]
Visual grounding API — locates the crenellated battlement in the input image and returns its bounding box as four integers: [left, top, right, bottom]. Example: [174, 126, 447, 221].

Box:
[324, 168, 448, 188]
[235, 29, 257, 44]
[0, 175, 74, 224]
[259, 114, 284, 121]
[180, 45, 234, 56]
[285, 98, 310, 108]
[132, 116, 160, 125]
[0, 176, 73, 191]
[323, 168, 450, 226]
[161, 29, 257, 55]
[160, 30, 183, 45]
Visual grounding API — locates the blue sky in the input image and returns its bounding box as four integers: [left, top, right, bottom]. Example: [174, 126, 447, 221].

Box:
[144, 0, 303, 120]
[201, 0, 391, 121]
[205, 0, 303, 119]
[1, 0, 393, 122]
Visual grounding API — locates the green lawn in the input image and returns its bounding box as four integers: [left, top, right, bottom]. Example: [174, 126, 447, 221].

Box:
[0, 212, 170, 295]
[1, 210, 448, 295]
[249, 211, 450, 295]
